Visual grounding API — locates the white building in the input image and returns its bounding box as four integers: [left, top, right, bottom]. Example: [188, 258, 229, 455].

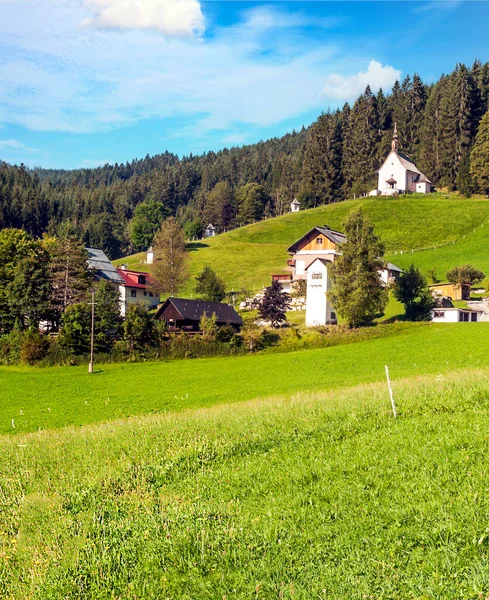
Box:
[431, 307, 483, 323]
[290, 198, 301, 213]
[305, 258, 337, 327]
[146, 246, 154, 265]
[372, 124, 432, 196]
[379, 262, 402, 286]
[117, 268, 160, 317]
[205, 224, 216, 238]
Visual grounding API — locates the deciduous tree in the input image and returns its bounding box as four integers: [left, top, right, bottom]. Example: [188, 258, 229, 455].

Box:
[394, 264, 435, 321]
[151, 217, 189, 297]
[257, 280, 291, 328]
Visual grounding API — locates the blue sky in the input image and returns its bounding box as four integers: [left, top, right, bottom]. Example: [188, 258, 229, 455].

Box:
[1, 0, 489, 169]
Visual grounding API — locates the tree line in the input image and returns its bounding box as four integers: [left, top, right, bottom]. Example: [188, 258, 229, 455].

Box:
[2, 61, 489, 259]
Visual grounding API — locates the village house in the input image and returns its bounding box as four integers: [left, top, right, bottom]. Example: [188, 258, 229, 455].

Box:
[86, 249, 159, 317]
[431, 307, 483, 323]
[370, 124, 432, 196]
[429, 282, 471, 302]
[154, 298, 242, 332]
[305, 258, 337, 326]
[379, 262, 403, 286]
[117, 267, 160, 317]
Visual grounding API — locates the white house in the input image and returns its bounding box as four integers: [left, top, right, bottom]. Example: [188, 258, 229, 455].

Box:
[379, 262, 402, 286]
[290, 198, 301, 213]
[205, 224, 216, 238]
[305, 258, 337, 327]
[117, 268, 160, 317]
[431, 307, 483, 323]
[372, 124, 432, 196]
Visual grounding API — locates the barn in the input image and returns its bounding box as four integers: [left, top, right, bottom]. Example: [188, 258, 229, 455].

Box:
[154, 298, 243, 332]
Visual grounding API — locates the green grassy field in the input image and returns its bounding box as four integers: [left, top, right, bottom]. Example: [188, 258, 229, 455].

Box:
[3, 366, 489, 598]
[2, 322, 489, 436]
[114, 194, 489, 293]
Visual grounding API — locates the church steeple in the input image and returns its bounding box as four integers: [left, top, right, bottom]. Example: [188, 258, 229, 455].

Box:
[392, 123, 399, 153]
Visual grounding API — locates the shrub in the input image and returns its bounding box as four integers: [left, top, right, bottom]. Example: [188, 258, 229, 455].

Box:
[20, 329, 50, 365]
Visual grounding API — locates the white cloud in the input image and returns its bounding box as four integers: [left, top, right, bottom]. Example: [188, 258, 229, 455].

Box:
[322, 60, 401, 100]
[414, 1, 462, 14]
[323, 60, 401, 100]
[0, 139, 39, 153]
[0, 1, 397, 144]
[82, 0, 205, 37]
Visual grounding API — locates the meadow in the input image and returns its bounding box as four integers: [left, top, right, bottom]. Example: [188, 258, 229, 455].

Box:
[114, 194, 489, 293]
[2, 322, 489, 436]
[2, 366, 489, 598]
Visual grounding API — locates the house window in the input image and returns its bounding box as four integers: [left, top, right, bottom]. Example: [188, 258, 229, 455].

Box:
[434, 311, 444, 318]
[316, 237, 323, 245]
[131, 290, 137, 298]
[471, 313, 478, 322]
[138, 275, 146, 285]
[331, 312, 336, 320]
[149, 292, 154, 297]
[144, 291, 147, 296]
[459, 312, 469, 322]
[312, 273, 323, 280]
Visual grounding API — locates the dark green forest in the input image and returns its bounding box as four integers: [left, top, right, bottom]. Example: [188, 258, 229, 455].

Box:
[2, 60, 489, 259]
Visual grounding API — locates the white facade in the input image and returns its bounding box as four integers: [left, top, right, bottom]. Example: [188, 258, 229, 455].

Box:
[290, 198, 301, 213]
[374, 125, 432, 196]
[431, 308, 482, 323]
[205, 224, 216, 237]
[305, 259, 336, 327]
[119, 285, 160, 317]
[146, 246, 154, 265]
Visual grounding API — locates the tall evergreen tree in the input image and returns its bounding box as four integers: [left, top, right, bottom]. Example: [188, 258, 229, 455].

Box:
[330, 208, 388, 327]
[470, 108, 489, 194]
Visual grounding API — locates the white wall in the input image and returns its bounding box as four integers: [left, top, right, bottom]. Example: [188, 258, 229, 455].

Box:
[119, 286, 160, 317]
[305, 260, 336, 327]
[431, 309, 480, 323]
[378, 152, 408, 192]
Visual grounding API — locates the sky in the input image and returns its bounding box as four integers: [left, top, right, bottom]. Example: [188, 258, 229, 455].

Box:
[1, 0, 489, 170]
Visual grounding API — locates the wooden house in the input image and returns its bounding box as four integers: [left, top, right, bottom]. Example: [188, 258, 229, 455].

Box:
[429, 283, 470, 302]
[154, 298, 243, 332]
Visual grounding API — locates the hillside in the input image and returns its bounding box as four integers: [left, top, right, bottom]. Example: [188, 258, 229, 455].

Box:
[115, 194, 489, 293]
[3, 363, 489, 597]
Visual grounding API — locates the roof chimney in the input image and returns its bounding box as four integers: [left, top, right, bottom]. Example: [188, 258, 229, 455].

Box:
[120, 264, 127, 271]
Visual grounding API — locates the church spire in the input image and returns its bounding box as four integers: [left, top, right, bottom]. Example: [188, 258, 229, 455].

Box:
[392, 123, 399, 153]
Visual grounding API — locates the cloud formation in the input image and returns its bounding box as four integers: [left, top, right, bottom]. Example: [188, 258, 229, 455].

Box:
[322, 60, 401, 100]
[82, 0, 204, 37]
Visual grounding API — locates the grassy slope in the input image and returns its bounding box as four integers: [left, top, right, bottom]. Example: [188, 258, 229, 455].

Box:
[2, 368, 489, 598]
[2, 322, 489, 435]
[114, 194, 489, 292]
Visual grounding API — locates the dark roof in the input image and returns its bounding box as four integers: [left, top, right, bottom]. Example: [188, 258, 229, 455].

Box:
[287, 226, 347, 253]
[155, 298, 243, 325]
[87, 248, 125, 285]
[386, 177, 397, 184]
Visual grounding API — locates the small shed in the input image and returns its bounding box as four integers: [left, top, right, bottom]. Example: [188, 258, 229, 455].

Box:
[146, 246, 154, 265]
[290, 198, 301, 213]
[154, 298, 243, 332]
[205, 224, 216, 238]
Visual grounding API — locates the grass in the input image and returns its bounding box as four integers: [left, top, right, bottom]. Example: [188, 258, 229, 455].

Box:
[2, 322, 489, 436]
[114, 194, 489, 294]
[3, 367, 489, 598]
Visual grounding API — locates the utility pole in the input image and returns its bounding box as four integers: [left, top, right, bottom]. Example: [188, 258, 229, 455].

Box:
[89, 288, 95, 374]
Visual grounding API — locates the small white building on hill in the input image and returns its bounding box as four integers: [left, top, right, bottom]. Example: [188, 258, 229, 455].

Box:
[371, 124, 432, 196]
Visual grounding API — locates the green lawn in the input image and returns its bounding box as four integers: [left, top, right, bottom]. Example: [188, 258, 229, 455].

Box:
[2, 322, 489, 436]
[115, 194, 489, 293]
[3, 366, 489, 598]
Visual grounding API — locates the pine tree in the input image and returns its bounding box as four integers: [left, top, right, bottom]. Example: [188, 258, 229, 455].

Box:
[258, 280, 291, 328]
[236, 183, 267, 225]
[419, 76, 448, 183]
[195, 266, 226, 302]
[330, 208, 388, 327]
[151, 217, 189, 297]
[48, 234, 91, 318]
[300, 112, 343, 206]
[94, 280, 122, 352]
[455, 152, 474, 197]
[470, 108, 489, 194]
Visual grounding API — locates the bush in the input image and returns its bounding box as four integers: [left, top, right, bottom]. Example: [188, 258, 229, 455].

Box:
[20, 330, 50, 365]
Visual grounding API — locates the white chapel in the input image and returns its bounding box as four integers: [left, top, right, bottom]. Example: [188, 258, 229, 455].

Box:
[370, 124, 432, 196]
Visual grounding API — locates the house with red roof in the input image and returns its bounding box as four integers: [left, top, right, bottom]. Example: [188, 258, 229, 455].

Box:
[117, 267, 160, 316]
